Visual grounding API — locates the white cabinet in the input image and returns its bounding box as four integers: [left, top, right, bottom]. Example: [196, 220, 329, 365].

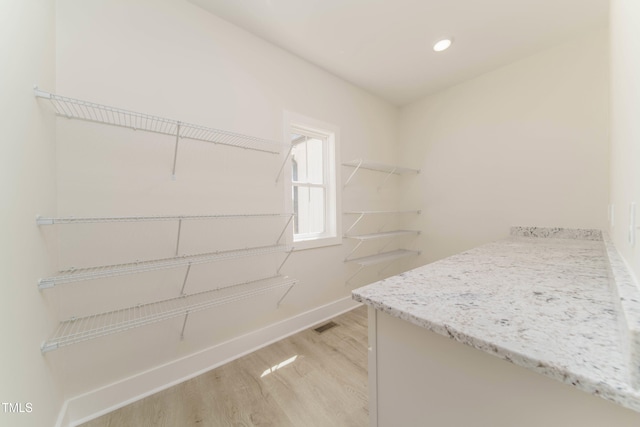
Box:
[368, 308, 640, 427]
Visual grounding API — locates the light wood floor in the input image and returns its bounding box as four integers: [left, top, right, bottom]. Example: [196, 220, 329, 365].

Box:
[82, 306, 369, 427]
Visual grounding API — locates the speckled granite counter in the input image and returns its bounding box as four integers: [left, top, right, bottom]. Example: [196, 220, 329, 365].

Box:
[352, 227, 640, 413]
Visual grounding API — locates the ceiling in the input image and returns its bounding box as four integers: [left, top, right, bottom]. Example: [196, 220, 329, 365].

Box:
[189, 0, 608, 106]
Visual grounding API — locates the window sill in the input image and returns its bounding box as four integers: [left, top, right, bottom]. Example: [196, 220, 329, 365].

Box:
[292, 236, 342, 251]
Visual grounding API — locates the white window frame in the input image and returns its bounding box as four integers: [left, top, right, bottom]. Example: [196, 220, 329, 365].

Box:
[283, 111, 341, 250]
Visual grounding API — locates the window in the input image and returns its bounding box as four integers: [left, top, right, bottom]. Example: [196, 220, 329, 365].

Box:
[284, 113, 340, 249]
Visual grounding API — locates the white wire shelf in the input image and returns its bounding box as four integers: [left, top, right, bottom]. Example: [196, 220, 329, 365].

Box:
[345, 230, 420, 240]
[36, 213, 292, 225]
[344, 210, 422, 215]
[348, 249, 420, 267]
[344, 210, 421, 235]
[34, 88, 283, 153]
[343, 159, 420, 187]
[343, 159, 420, 175]
[38, 244, 291, 289]
[41, 275, 298, 353]
[345, 249, 420, 284]
[34, 88, 284, 178]
[344, 230, 420, 261]
[37, 213, 294, 266]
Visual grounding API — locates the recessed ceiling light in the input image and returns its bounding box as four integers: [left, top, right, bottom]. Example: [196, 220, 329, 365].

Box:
[433, 38, 453, 52]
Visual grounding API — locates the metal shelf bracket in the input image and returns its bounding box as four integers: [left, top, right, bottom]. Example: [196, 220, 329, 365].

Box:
[345, 213, 366, 235]
[344, 159, 364, 187]
[171, 122, 181, 180]
[180, 311, 190, 340]
[180, 262, 192, 296]
[277, 283, 295, 307]
[275, 144, 294, 183]
[276, 214, 294, 244]
[175, 218, 183, 256]
[277, 249, 293, 274]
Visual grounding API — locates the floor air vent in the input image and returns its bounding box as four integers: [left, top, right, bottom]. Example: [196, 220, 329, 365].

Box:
[314, 321, 338, 334]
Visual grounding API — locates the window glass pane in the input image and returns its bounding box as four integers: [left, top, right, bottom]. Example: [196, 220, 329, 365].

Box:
[293, 185, 325, 236]
[291, 135, 324, 184]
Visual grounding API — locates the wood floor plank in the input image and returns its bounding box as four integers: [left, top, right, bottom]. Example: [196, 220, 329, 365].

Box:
[81, 306, 368, 427]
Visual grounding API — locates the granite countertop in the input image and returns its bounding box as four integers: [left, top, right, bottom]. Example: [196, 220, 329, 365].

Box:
[352, 227, 640, 412]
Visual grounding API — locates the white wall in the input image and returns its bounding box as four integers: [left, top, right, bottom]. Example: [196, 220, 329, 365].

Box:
[610, 0, 640, 282]
[51, 0, 399, 423]
[399, 29, 610, 265]
[12, 1, 616, 424]
[0, 0, 63, 426]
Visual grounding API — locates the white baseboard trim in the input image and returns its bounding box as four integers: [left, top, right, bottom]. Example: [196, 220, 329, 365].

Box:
[57, 296, 360, 427]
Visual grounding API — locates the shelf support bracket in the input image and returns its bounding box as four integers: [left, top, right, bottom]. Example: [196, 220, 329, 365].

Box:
[176, 218, 182, 256]
[344, 240, 364, 261]
[277, 283, 295, 307]
[277, 249, 293, 274]
[276, 214, 294, 244]
[377, 218, 390, 233]
[345, 213, 365, 235]
[377, 261, 396, 277]
[344, 159, 363, 187]
[275, 144, 294, 183]
[180, 311, 190, 340]
[180, 262, 192, 296]
[378, 238, 395, 254]
[377, 167, 397, 191]
[34, 86, 51, 99]
[36, 215, 54, 225]
[346, 265, 365, 285]
[175, 218, 183, 256]
[171, 122, 181, 180]
[38, 278, 55, 290]
[41, 341, 58, 353]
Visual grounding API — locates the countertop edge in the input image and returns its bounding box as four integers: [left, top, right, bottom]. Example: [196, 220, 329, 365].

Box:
[352, 229, 640, 413]
[352, 293, 640, 413]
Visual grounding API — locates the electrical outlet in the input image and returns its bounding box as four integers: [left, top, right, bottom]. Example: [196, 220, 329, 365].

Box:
[609, 204, 615, 229]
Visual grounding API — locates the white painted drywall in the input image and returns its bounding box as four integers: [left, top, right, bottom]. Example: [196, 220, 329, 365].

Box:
[610, 0, 640, 283]
[0, 0, 63, 426]
[24, 1, 618, 424]
[398, 29, 610, 265]
[52, 0, 399, 422]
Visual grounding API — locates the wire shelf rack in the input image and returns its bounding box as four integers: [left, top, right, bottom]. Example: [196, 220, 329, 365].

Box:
[38, 244, 291, 289]
[343, 159, 420, 175]
[36, 213, 292, 225]
[345, 230, 420, 240]
[34, 88, 285, 178]
[345, 249, 420, 284]
[344, 210, 421, 235]
[344, 230, 420, 261]
[344, 210, 422, 215]
[348, 249, 420, 266]
[41, 275, 298, 352]
[343, 159, 420, 187]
